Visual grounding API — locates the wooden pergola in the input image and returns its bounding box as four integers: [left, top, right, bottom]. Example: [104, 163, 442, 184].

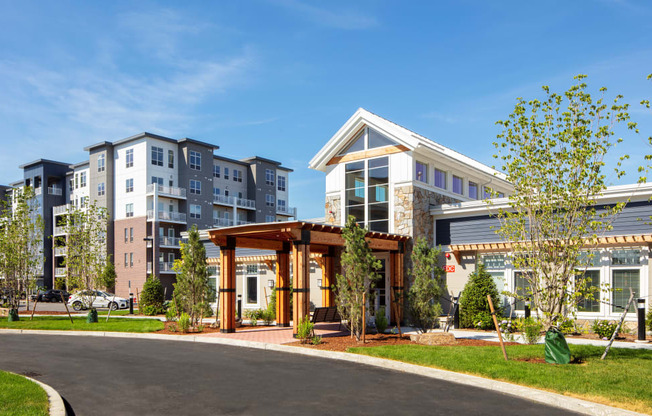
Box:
[208, 221, 410, 335]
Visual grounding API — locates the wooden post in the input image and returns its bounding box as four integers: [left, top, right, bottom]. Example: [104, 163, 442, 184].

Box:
[292, 238, 310, 336]
[487, 295, 508, 361]
[263, 287, 269, 308]
[62, 297, 74, 324]
[219, 237, 237, 333]
[601, 291, 636, 360]
[275, 246, 291, 327]
[392, 288, 403, 339]
[320, 249, 335, 307]
[30, 291, 40, 321]
[106, 295, 116, 323]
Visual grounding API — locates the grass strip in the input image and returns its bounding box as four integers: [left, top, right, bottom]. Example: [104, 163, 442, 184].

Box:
[0, 371, 49, 416]
[349, 344, 652, 414]
[0, 316, 164, 333]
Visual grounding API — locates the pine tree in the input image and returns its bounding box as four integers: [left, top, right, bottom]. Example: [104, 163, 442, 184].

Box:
[407, 237, 444, 333]
[459, 264, 502, 329]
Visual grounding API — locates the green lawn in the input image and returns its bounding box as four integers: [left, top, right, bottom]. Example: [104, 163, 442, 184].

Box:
[0, 316, 164, 332]
[0, 371, 48, 416]
[349, 344, 652, 414]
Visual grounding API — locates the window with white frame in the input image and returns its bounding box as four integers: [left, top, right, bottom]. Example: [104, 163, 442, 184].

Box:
[246, 275, 258, 304]
[452, 175, 463, 195]
[265, 169, 275, 186]
[247, 264, 258, 274]
[213, 187, 220, 197]
[97, 182, 105, 196]
[345, 157, 389, 232]
[168, 150, 174, 169]
[126, 149, 134, 168]
[190, 204, 201, 219]
[213, 165, 220, 178]
[415, 162, 427, 183]
[151, 176, 163, 186]
[189, 150, 201, 170]
[576, 250, 601, 313]
[278, 199, 286, 211]
[189, 179, 201, 195]
[125, 203, 133, 217]
[434, 168, 446, 189]
[98, 154, 105, 172]
[469, 182, 478, 199]
[480, 254, 507, 306]
[151, 146, 164, 166]
[224, 167, 229, 179]
[277, 175, 286, 191]
[611, 249, 641, 313]
[266, 194, 275, 207]
[126, 178, 133, 193]
[80, 172, 87, 188]
[233, 169, 242, 182]
[265, 215, 276, 222]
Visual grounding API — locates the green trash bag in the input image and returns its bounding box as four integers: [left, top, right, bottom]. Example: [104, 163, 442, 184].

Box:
[8, 309, 19, 322]
[86, 309, 98, 323]
[545, 328, 571, 364]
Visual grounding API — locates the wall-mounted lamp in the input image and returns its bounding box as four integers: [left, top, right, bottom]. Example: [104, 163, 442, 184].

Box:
[445, 252, 451, 260]
[268, 279, 275, 288]
[317, 279, 322, 287]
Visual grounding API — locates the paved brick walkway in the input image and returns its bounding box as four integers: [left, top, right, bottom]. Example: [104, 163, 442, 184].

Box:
[196, 323, 348, 344]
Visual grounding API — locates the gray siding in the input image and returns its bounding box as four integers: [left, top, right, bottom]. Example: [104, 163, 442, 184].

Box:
[436, 201, 652, 246]
[179, 143, 214, 230]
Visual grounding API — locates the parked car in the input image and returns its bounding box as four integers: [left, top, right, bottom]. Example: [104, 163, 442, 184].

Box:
[68, 290, 129, 311]
[31, 290, 70, 303]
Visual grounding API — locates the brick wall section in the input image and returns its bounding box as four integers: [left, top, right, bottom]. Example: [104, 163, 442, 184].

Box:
[114, 216, 149, 298]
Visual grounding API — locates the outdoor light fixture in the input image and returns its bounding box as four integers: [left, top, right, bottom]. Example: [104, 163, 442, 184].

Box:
[317, 279, 322, 287]
[268, 280, 274, 288]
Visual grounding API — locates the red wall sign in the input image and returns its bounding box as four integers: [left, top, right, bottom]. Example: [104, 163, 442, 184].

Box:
[445, 265, 455, 273]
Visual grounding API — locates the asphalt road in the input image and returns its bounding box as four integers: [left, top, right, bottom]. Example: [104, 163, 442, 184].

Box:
[0, 334, 580, 416]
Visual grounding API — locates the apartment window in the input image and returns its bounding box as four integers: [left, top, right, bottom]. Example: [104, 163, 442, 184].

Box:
[612, 269, 640, 313]
[168, 150, 174, 169]
[266, 215, 276, 222]
[469, 182, 478, 199]
[151, 176, 163, 186]
[278, 199, 286, 211]
[151, 146, 164, 166]
[80, 172, 87, 188]
[98, 154, 105, 172]
[124, 253, 128, 268]
[168, 228, 174, 238]
[277, 175, 286, 192]
[130, 253, 134, 267]
[190, 204, 201, 219]
[415, 162, 427, 183]
[189, 150, 201, 170]
[80, 196, 88, 208]
[213, 165, 220, 178]
[97, 182, 105, 196]
[126, 178, 134, 193]
[224, 190, 229, 197]
[434, 168, 446, 189]
[224, 167, 229, 180]
[265, 194, 275, 207]
[483, 186, 493, 199]
[168, 253, 175, 264]
[126, 149, 134, 168]
[265, 169, 275, 186]
[233, 169, 242, 182]
[452, 175, 463, 195]
[130, 227, 133, 242]
[577, 270, 601, 313]
[126, 203, 134, 217]
[513, 272, 533, 311]
[213, 187, 220, 196]
[69, 178, 74, 191]
[190, 179, 201, 195]
[124, 228, 128, 243]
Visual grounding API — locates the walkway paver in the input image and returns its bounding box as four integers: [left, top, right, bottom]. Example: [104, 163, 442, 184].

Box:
[196, 322, 347, 344]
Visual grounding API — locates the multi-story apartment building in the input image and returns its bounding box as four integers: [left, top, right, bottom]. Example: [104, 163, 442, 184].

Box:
[4, 132, 295, 298]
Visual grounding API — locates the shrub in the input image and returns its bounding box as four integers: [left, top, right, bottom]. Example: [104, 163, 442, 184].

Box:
[166, 303, 178, 322]
[297, 316, 314, 344]
[522, 317, 544, 344]
[407, 238, 444, 334]
[196, 324, 204, 333]
[375, 307, 388, 334]
[262, 310, 274, 326]
[646, 309, 652, 332]
[178, 312, 191, 333]
[312, 335, 322, 345]
[459, 264, 502, 330]
[557, 318, 580, 335]
[140, 275, 165, 315]
[244, 309, 265, 320]
[592, 320, 618, 339]
[168, 322, 178, 332]
[250, 317, 258, 327]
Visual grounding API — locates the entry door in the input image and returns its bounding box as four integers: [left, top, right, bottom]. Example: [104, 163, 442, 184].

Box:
[371, 254, 390, 322]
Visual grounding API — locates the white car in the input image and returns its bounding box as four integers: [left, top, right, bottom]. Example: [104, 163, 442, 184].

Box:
[68, 290, 129, 311]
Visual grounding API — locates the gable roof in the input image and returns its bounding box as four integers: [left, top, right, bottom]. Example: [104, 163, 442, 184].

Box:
[309, 108, 509, 184]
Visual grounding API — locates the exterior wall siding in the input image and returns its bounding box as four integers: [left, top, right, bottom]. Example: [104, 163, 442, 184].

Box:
[114, 216, 149, 298]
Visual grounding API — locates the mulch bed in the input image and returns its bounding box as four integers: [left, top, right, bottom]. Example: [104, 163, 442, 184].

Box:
[287, 333, 521, 352]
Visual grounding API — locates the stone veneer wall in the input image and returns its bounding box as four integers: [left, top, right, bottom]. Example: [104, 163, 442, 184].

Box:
[394, 185, 459, 242]
[324, 195, 341, 225]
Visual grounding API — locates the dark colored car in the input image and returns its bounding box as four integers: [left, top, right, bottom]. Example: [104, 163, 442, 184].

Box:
[33, 290, 70, 303]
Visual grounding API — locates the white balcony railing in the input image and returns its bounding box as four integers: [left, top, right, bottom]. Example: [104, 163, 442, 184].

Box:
[53, 226, 66, 236]
[235, 197, 256, 209]
[213, 218, 234, 227]
[160, 236, 181, 247]
[213, 194, 234, 205]
[146, 184, 186, 199]
[146, 210, 187, 223]
[53, 204, 71, 215]
[277, 205, 297, 216]
[213, 195, 256, 209]
[237, 219, 253, 225]
[55, 267, 66, 276]
[48, 186, 62, 196]
[159, 261, 177, 273]
[34, 187, 42, 195]
[53, 247, 66, 256]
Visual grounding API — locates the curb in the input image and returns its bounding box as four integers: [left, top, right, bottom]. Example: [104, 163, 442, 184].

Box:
[1, 329, 645, 416]
[13, 372, 66, 416]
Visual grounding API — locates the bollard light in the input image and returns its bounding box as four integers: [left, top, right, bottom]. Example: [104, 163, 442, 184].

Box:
[637, 298, 646, 342]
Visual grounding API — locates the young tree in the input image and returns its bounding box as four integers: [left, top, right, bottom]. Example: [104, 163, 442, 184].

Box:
[63, 201, 108, 321]
[407, 237, 445, 333]
[335, 215, 381, 341]
[100, 256, 117, 292]
[0, 187, 44, 319]
[459, 264, 502, 329]
[173, 225, 212, 326]
[140, 274, 165, 315]
[493, 75, 640, 330]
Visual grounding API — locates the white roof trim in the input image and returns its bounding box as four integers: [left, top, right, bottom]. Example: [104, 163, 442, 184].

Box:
[309, 108, 510, 183]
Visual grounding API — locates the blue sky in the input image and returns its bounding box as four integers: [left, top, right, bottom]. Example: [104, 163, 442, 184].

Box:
[1, 0, 651, 219]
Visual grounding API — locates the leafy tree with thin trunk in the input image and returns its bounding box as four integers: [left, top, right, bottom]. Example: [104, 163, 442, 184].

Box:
[493, 74, 642, 330]
[173, 225, 212, 326]
[0, 187, 44, 318]
[407, 237, 445, 333]
[335, 215, 381, 341]
[63, 201, 108, 320]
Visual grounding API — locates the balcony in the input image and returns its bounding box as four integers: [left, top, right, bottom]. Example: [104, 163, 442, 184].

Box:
[146, 184, 186, 199]
[213, 218, 234, 228]
[213, 194, 234, 206]
[159, 261, 177, 273]
[34, 187, 42, 196]
[53, 226, 67, 236]
[53, 247, 66, 256]
[213, 195, 256, 210]
[147, 210, 187, 223]
[276, 205, 297, 217]
[54, 267, 66, 276]
[160, 236, 182, 247]
[236, 219, 253, 225]
[48, 186, 63, 196]
[53, 204, 71, 215]
[235, 197, 256, 210]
